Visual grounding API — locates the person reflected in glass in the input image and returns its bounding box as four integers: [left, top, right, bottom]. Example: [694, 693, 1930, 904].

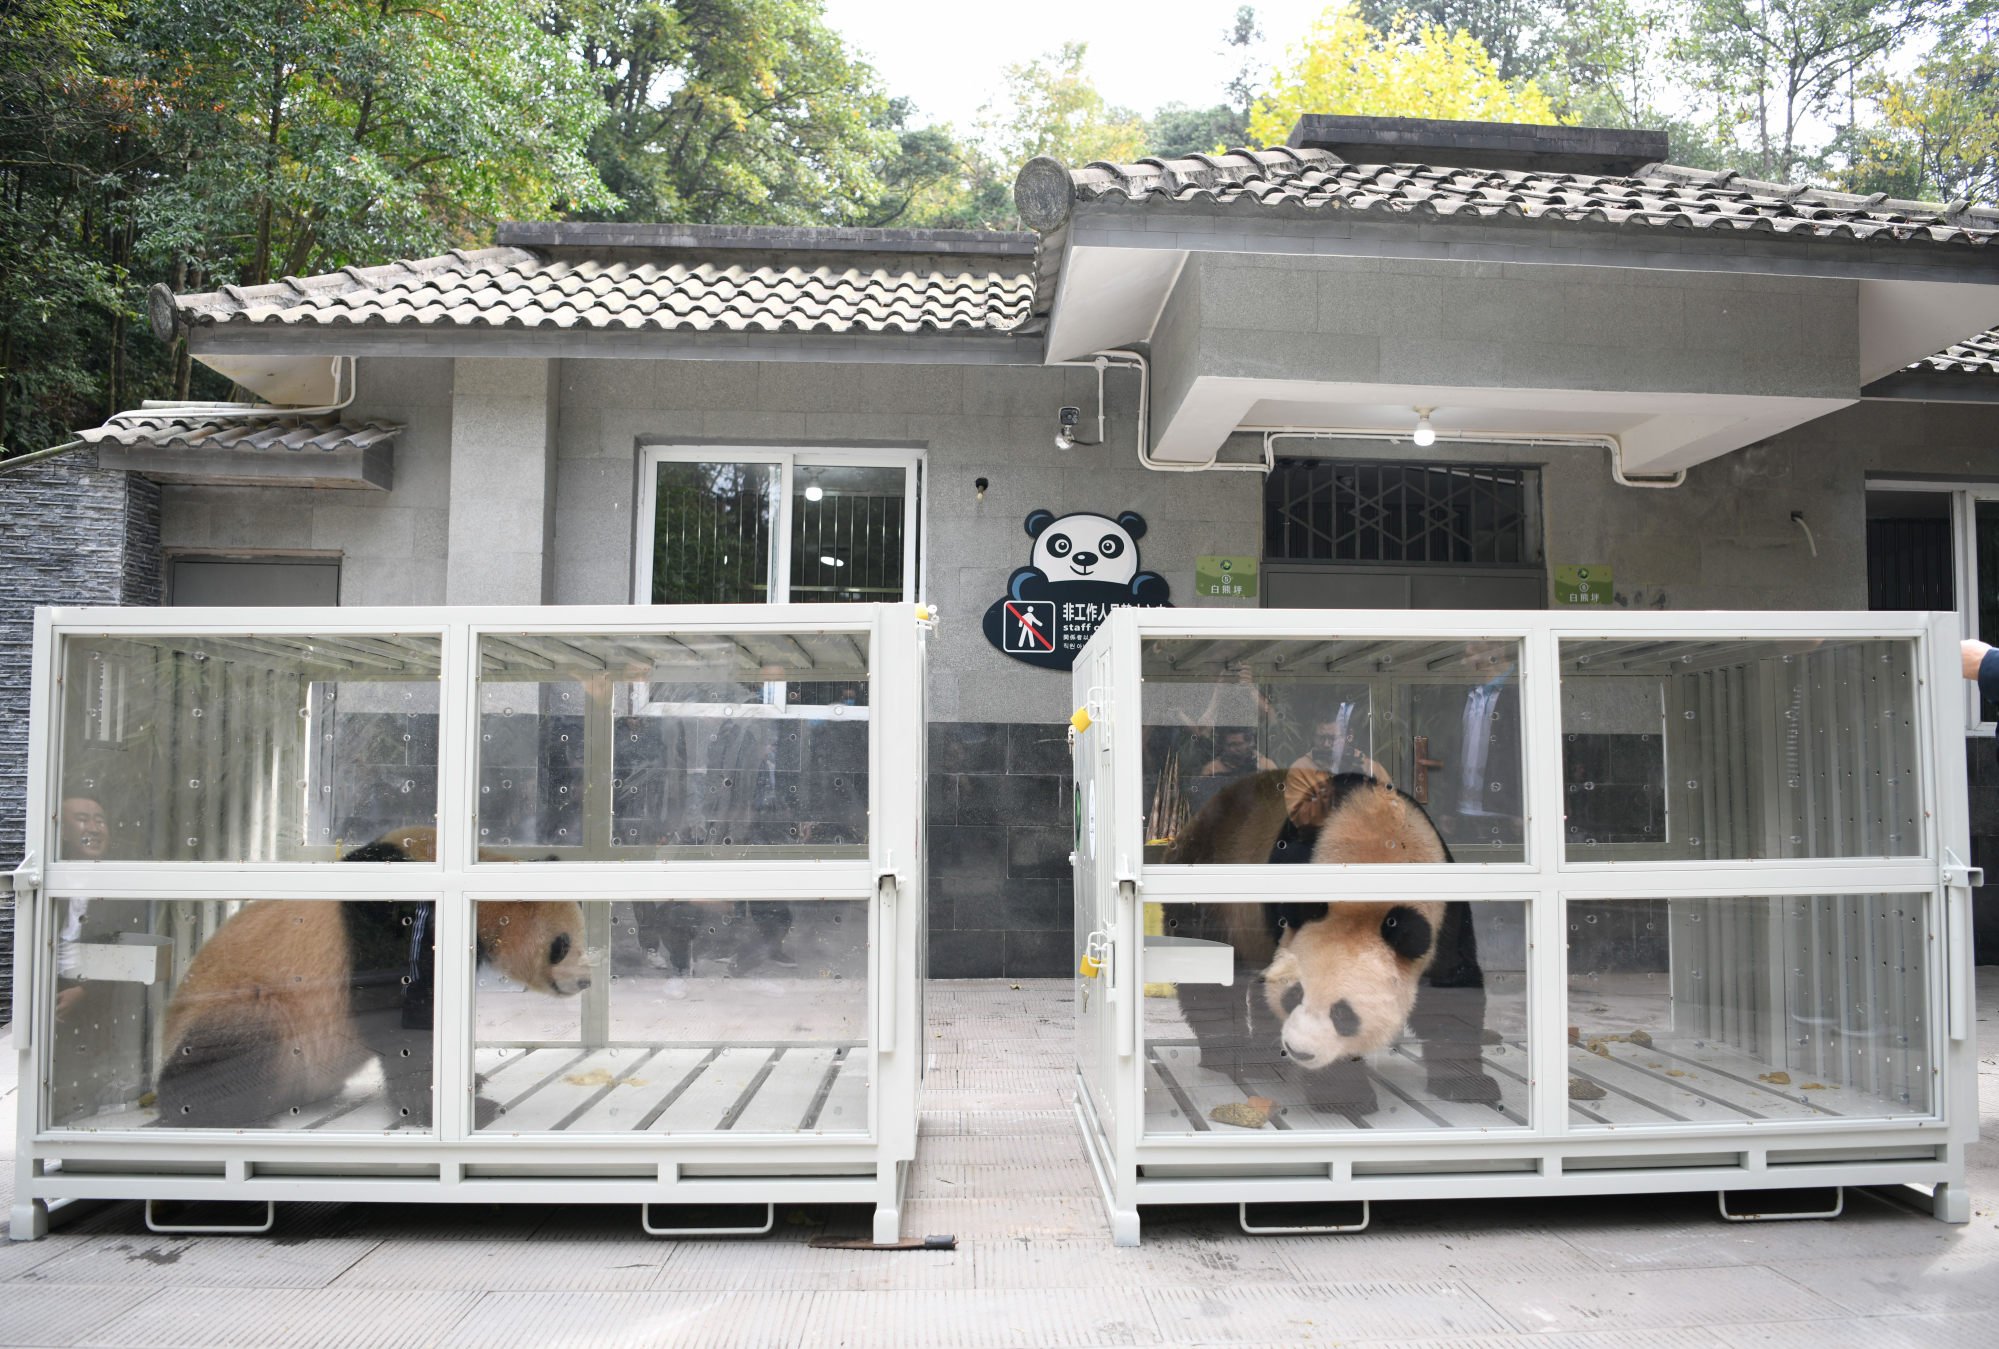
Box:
[55, 792, 111, 1019]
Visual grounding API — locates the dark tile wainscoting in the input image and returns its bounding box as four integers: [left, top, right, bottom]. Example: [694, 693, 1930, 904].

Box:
[928, 721, 1075, 978]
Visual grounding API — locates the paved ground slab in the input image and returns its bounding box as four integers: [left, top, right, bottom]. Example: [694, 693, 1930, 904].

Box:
[3, 976, 1996, 1346]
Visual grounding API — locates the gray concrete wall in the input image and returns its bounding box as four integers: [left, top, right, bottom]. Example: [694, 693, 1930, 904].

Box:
[155, 357, 453, 603]
[552, 357, 1266, 725]
[1154, 253, 1861, 414]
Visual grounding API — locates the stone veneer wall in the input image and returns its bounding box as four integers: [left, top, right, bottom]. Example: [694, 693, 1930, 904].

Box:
[0, 451, 162, 1019]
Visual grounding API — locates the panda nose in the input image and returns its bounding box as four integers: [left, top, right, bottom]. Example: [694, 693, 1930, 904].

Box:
[1073, 551, 1097, 566]
[1329, 999, 1361, 1037]
[574, 977, 592, 991]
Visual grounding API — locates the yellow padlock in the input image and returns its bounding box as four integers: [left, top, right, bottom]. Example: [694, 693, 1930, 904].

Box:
[1070, 706, 1093, 735]
[1078, 953, 1102, 978]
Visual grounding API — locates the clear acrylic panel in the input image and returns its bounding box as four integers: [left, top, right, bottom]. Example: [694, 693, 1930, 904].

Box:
[1143, 899, 1528, 1135]
[476, 631, 871, 859]
[649, 459, 781, 604]
[1565, 894, 1933, 1127]
[473, 899, 868, 1135]
[1141, 636, 1524, 861]
[56, 634, 443, 863]
[48, 898, 434, 1131]
[1559, 636, 1923, 861]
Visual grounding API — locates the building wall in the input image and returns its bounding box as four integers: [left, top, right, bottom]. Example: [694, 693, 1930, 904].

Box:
[59, 352, 1999, 977]
[155, 357, 454, 602]
[0, 452, 161, 1019]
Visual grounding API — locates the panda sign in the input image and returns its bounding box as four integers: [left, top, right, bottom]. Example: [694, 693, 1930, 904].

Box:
[981, 508, 1172, 671]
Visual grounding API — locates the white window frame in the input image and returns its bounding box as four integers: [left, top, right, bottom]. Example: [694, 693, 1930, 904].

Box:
[633, 446, 923, 607]
[1870, 479, 1999, 734]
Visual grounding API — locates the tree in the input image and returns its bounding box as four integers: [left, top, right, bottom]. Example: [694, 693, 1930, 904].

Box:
[1669, 0, 1965, 184]
[135, 0, 608, 289]
[1850, 14, 1999, 203]
[547, 0, 898, 225]
[978, 43, 1149, 170]
[1353, 1, 1553, 82]
[1246, 5, 1563, 147]
[1148, 103, 1253, 158]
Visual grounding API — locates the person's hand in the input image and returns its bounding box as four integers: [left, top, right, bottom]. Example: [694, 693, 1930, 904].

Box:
[1964, 639, 1993, 682]
[56, 985, 86, 1020]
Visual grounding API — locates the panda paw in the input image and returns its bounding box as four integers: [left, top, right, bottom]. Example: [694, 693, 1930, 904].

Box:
[1430, 1068, 1503, 1104]
[1304, 1062, 1379, 1116]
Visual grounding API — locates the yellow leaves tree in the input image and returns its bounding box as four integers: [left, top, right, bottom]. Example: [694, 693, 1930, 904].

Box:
[1247, 4, 1563, 148]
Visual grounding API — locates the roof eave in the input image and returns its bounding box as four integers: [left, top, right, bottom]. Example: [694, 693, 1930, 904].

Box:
[185, 322, 1049, 367]
[1061, 196, 1999, 286]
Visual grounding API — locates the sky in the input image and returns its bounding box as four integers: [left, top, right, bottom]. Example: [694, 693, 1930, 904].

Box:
[820, 0, 1334, 132]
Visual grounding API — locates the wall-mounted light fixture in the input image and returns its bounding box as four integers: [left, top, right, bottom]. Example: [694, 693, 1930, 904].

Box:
[803, 484, 825, 502]
[1411, 408, 1437, 448]
[975, 477, 989, 502]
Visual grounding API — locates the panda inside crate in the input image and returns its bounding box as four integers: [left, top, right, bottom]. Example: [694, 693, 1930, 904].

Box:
[1165, 769, 1500, 1120]
[153, 827, 589, 1130]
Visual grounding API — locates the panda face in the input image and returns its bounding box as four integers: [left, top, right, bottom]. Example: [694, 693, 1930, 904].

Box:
[1262, 901, 1445, 1065]
[1031, 513, 1141, 585]
[480, 900, 593, 996]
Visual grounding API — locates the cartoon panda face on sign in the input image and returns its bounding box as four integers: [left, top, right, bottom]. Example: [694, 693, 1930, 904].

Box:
[1028, 510, 1144, 585]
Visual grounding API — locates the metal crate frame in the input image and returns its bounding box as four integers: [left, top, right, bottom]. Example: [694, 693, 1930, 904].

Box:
[10, 603, 928, 1242]
[1070, 608, 1977, 1246]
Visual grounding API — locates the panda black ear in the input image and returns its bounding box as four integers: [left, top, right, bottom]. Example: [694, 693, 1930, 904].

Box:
[341, 840, 410, 863]
[1116, 511, 1147, 541]
[1025, 509, 1056, 539]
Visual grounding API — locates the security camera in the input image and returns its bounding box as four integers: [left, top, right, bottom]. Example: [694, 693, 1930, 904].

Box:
[1055, 406, 1082, 450]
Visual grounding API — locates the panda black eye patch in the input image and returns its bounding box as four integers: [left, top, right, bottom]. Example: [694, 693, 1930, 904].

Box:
[1098, 535, 1124, 557]
[1048, 534, 1071, 556]
[1380, 906, 1433, 960]
[549, 933, 571, 966]
[1279, 983, 1304, 1015]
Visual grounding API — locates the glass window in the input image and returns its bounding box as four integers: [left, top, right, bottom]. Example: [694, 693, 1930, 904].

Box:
[48, 898, 435, 1132]
[1566, 894, 1933, 1127]
[473, 899, 868, 1135]
[1559, 636, 1922, 861]
[1143, 899, 1528, 1136]
[57, 634, 443, 863]
[475, 630, 871, 859]
[640, 450, 918, 605]
[1140, 636, 1525, 862]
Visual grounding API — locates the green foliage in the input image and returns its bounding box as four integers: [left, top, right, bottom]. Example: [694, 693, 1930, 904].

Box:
[0, 0, 610, 458]
[1148, 104, 1252, 158]
[549, 0, 897, 225]
[1668, 0, 1965, 184]
[1848, 13, 1999, 203]
[978, 43, 1149, 169]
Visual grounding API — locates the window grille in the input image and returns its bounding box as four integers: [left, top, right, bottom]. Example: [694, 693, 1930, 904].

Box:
[1265, 460, 1538, 566]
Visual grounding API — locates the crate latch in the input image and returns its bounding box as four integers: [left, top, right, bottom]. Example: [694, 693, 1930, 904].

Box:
[876, 863, 902, 1054]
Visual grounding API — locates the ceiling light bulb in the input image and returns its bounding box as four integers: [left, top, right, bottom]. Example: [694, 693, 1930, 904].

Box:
[1412, 410, 1436, 448]
[804, 484, 824, 502]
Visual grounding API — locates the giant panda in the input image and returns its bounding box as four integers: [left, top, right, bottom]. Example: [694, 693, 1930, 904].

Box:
[1168, 767, 1497, 1118]
[155, 826, 589, 1129]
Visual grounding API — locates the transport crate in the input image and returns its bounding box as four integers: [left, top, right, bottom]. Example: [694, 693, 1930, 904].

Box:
[10, 604, 928, 1242]
[1069, 607, 1976, 1245]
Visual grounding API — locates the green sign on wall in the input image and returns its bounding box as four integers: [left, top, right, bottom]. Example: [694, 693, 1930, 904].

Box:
[1195, 555, 1258, 599]
[1555, 565, 1612, 606]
